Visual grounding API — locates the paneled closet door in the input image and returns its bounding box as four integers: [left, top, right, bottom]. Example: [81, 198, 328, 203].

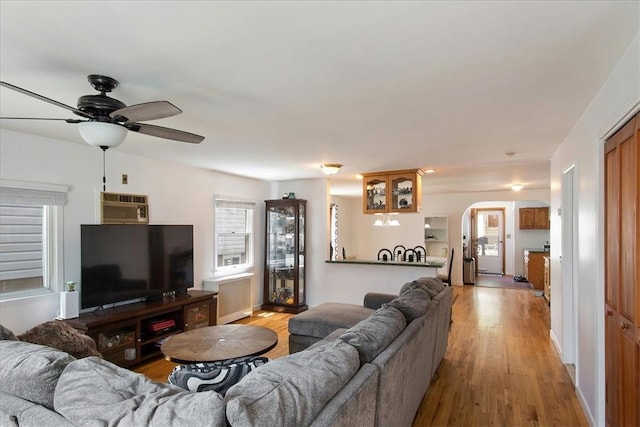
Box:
[604, 112, 639, 427]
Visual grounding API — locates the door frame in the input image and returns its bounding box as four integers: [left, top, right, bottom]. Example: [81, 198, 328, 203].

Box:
[561, 166, 577, 366]
[470, 207, 506, 276]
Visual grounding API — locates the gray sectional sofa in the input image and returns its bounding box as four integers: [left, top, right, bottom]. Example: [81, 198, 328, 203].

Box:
[0, 277, 452, 427]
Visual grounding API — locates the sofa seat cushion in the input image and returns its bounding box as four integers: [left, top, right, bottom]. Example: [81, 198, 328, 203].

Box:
[0, 341, 76, 410]
[54, 357, 227, 427]
[338, 305, 406, 363]
[288, 302, 373, 338]
[168, 356, 268, 395]
[225, 340, 360, 427]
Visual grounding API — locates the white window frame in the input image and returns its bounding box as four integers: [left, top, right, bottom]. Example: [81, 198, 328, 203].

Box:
[213, 195, 256, 277]
[0, 179, 66, 301]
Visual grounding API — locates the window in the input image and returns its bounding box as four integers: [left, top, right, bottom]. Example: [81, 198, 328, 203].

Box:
[214, 197, 255, 273]
[0, 180, 66, 299]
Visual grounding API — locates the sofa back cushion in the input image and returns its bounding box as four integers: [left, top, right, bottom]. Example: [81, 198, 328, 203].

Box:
[225, 340, 360, 427]
[54, 357, 227, 427]
[0, 340, 75, 410]
[402, 277, 445, 298]
[386, 287, 431, 321]
[338, 305, 406, 363]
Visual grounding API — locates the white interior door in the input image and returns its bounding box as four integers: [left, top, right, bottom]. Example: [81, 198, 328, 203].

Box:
[475, 209, 505, 275]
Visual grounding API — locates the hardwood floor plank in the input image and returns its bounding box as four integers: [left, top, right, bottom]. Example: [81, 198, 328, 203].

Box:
[134, 286, 588, 426]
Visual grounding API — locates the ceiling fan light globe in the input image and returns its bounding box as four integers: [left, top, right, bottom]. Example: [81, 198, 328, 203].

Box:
[77, 121, 127, 148]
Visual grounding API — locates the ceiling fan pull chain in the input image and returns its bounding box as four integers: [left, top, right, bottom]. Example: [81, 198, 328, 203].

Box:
[100, 146, 108, 191]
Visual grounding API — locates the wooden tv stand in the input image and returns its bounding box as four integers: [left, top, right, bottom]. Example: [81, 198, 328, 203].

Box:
[64, 290, 217, 367]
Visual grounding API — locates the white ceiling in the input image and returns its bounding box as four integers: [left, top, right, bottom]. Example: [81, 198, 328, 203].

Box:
[1, 1, 638, 196]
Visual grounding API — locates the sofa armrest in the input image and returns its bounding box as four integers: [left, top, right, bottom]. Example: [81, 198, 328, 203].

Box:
[363, 293, 397, 310]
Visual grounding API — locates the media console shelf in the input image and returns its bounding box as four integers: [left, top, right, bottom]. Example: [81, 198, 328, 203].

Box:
[64, 290, 217, 367]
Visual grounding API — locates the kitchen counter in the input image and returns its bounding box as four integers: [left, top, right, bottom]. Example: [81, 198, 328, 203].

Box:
[325, 259, 443, 279]
[326, 259, 444, 268]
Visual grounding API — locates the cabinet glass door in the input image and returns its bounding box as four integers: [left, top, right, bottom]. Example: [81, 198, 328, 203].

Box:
[390, 174, 414, 212]
[267, 205, 296, 305]
[364, 175, 388, 213]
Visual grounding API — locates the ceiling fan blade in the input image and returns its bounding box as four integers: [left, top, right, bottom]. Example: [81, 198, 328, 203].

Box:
[0, 81, 94, 119]
[110, 101, 182, 122]
[0, 116, 83, 123]
[125, 122, 204, 144]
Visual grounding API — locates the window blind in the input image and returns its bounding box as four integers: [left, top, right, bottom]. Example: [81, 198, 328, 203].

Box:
[0, 204, 44, 281]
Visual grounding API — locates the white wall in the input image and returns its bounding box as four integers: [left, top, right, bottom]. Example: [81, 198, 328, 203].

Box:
[550, 33, 639, 426]
[0, 129, 270, 334]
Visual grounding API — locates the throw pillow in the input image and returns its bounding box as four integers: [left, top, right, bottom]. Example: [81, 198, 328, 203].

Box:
[338, 305, 406, 363]
[0, 340, 76, 410]
[0, 324, 18, 341]
[55, 357, 227, 426]
[168, 356, 268, 395]
[17, 320, 102, 359]
[225, 340, 360, 427]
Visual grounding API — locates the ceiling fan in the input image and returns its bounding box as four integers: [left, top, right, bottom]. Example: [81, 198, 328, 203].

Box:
[0, 74, 205, 147]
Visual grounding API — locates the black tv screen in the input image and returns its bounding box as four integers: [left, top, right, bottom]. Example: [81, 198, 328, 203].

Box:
[80, 224, 194, 309]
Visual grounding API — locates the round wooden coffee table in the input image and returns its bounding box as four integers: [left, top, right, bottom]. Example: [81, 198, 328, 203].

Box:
[161, 324, 278, 364]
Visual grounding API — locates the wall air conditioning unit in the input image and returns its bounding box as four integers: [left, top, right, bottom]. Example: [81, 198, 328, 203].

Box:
[101, 192, 149, 224]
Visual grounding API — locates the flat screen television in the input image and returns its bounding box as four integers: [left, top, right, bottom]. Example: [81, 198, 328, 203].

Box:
[80, 224, 194, 309]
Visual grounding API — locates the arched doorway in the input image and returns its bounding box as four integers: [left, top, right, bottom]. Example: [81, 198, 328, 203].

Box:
[462, 200, 550, 289]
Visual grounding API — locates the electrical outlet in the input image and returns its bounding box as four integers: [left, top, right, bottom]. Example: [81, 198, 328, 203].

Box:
[122, 174, 128, 184]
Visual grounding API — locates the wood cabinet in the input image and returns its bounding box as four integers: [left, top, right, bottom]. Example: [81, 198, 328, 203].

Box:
[519, 207, 549, 229]
[64, 291, 217, 367]
[262, 199, 308, 314]
[362, 169, 423, 214]
[523, 249, 547, 290]
[604, 112, 639, 427]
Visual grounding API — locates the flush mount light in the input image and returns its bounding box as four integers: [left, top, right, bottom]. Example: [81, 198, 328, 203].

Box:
[511, 183, 523, 191]
[321, 163, 343, 175]
[78, 121, 127, 148]
[425, 169, 436, 174]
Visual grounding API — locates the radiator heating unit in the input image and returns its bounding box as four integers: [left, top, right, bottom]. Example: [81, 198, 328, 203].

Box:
[203, 274, 253, 324]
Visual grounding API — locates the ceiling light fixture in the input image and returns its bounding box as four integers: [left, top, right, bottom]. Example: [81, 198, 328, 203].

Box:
[373, 213, 400, 227]
[511, 183, 523, 191]
[425, 169, 436, 174]
[321, 163, 342, 175]
[77, 121, 128, 148]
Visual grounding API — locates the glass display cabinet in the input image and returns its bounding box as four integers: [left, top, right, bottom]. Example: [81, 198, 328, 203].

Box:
[262, 198, 308, 313]
[362, 169, 423, 214]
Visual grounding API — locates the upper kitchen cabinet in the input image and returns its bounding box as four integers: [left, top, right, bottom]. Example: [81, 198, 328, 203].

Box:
[519, 207, 550, 229]
[362, 169, 424, 214]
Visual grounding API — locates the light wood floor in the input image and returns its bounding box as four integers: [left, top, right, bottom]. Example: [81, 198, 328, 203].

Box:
[135, 286, 588, 426]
